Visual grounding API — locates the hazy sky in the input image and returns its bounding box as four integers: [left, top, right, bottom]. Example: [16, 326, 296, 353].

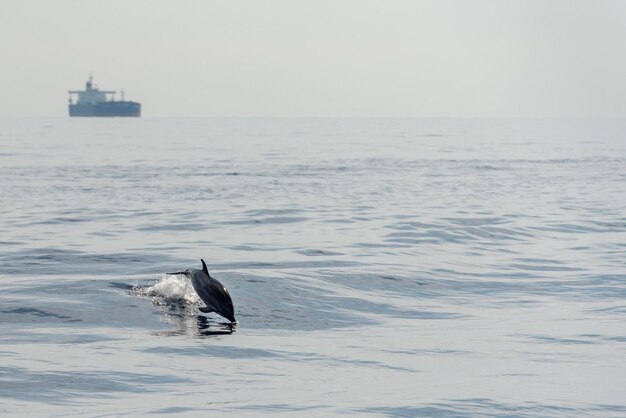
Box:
[1, 0, 625, 117]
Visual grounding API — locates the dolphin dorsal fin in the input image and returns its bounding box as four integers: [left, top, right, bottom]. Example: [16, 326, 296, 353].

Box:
[201, 259, 210, 276]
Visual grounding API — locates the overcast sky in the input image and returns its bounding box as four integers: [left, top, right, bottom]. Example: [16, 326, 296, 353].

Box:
[1, 0, 625, 117]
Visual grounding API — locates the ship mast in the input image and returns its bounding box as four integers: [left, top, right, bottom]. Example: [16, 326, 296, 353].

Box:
[86, 72, 93, 90]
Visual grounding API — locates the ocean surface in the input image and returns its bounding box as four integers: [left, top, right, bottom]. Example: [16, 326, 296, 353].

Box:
[1, 118, 625, 417]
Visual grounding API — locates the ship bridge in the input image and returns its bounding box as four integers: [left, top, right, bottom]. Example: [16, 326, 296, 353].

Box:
[68, 75, 116, 105]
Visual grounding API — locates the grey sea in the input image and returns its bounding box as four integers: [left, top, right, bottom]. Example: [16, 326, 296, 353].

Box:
[1, 118, 625, 417]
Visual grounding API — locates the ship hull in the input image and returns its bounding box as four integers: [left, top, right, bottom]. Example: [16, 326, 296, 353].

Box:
[69, 101, 141, 117]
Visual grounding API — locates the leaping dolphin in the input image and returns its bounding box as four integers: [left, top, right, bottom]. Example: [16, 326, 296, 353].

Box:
[168, 259, 236, 324]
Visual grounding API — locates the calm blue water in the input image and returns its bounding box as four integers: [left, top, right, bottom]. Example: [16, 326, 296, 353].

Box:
[1, 118, 625, 416]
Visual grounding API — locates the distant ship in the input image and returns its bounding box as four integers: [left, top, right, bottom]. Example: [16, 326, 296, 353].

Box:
[68, 75, 141, 117]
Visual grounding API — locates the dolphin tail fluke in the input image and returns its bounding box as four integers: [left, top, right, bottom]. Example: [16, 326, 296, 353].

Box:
[199, 306, 214, 314]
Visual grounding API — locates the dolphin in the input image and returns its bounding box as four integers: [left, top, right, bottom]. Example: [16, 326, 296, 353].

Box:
[168, 259, 236, 324]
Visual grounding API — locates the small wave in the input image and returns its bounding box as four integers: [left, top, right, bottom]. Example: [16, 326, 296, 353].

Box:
[296, 249, 344, 257]
[218, 216, 308, 226]
[136, 222, 206, 232]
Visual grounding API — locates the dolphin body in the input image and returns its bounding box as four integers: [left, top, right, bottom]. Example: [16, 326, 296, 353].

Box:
[169, 259, 236, 324]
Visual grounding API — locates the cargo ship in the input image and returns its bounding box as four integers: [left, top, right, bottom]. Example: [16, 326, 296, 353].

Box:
[68, 75, 141, 117]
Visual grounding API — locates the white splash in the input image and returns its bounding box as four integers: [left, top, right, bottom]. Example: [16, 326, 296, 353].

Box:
[136, 274, 200, 304]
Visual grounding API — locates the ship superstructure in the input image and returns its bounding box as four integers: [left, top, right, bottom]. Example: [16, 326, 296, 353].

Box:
[68, 75, 141, 117]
